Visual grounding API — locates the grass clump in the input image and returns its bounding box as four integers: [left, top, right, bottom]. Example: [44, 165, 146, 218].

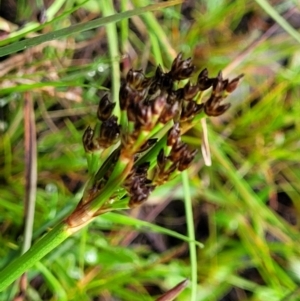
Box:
[1, 1, 300, 301]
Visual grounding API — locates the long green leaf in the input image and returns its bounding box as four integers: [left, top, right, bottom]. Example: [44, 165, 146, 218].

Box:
[0, 1, 182, 57]
[255, 0, 300, 43]
[102, 212, 204, 248]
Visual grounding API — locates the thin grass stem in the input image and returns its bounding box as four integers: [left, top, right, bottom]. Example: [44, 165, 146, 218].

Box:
[181, 170, 197, 301]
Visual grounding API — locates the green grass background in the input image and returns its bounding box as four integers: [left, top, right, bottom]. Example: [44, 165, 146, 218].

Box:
[1, 0, 300, 300]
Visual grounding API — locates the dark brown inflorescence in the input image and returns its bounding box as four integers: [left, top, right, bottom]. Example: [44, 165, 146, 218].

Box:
[83, 53, 243, 208]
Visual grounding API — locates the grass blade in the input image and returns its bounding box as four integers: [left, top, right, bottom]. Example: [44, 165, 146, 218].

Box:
[0, 1, 183, 57]
[181, 170, 198, 301]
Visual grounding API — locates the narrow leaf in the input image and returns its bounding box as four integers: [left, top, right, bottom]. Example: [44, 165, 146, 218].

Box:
[0, 1, 182, 57]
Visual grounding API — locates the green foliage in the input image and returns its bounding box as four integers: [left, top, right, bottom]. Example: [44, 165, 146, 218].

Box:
[1, 0, 300, 300]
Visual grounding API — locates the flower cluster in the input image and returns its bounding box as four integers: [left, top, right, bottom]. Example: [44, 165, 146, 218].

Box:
[78, 53, 243, 215]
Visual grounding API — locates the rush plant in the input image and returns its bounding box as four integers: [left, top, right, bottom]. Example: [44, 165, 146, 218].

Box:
[0, 52, 242, 295]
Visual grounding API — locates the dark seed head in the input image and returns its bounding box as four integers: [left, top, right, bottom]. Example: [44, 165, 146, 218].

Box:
[97, 94, 116, 121]
[169, 53, 195, 81]
[226, 74, 244, 93]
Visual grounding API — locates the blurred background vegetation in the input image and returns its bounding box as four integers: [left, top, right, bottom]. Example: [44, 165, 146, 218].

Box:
[1, 0, 300, 300]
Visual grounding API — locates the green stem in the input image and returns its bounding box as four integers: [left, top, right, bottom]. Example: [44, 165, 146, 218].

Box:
[255, 0, 300, 44]
[0, 222, 70, 292]
[101, 0, 121, 117]
[181, 171, 197, 301]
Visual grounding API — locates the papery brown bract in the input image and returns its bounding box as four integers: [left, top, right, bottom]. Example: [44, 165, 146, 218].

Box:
[169, 53, 195, 80]
[82, 126, 95, 152]
[97, 94, 116, 121]
[97, 116, 120, 148]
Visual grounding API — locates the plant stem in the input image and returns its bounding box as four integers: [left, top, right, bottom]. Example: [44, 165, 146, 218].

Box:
[0, 152, 133, 291]
[22, 92, 37, 255]
[101, 0, 121, 117]
[0, 222, 70, 292]
[255, 0, 300, 43]
[181, 170, 197, 301]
